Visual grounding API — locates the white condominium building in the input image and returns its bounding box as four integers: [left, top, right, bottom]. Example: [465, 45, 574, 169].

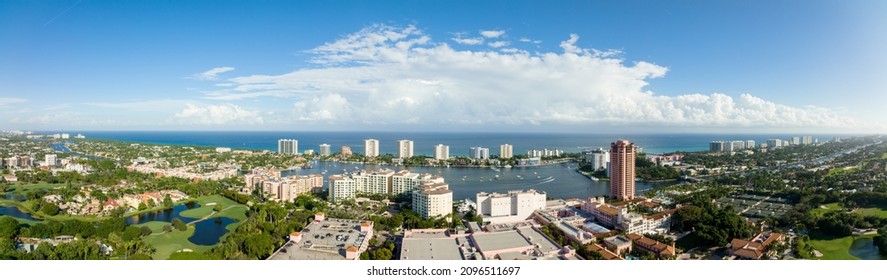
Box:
[44, 154, 57, 167]
[469, 147, 490, 160]
[247, 173, 323, 203]
[397, 139, 414, 159]
[278, 139, 298, 155]
[476, 189, 546, 224]
[412, 183, 453, 220]
[392, 170, 420, 196]
[391, 170, 446, 196]
[499, 144, 513, 159]
[329, 175, 358, 203]
[348, 169, 395, 195]
[364, 139, 380, 157]
[585, 148, 609, 171]
[319, 144, 331, 156]
[434, 144, 449, 160]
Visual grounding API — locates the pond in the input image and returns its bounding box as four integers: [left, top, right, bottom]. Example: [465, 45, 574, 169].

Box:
[125, 202, 237, 246]
[4, 193, 26, 202]
[849, 238, 887, 260]
[0, 206, 39, 221]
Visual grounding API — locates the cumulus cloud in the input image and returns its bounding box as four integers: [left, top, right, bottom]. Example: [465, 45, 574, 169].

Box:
[190, 66, 235, 81]
[200, 24, 862, 130]
[452, 37, 484, 45]
[560, 33, 583, 54]
[174, 103, 263, 125]
[488, 41, 509, 48]
[480, 30, 505, 38]
[519, 37, 541, 44]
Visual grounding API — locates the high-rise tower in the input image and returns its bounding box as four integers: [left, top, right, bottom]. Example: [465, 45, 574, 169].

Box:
[609, 139, 636, 201]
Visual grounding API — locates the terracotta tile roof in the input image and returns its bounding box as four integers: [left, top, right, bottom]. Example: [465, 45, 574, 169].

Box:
[730, 239, 750, 251]
[762, 233, 784, 248]
[586, 244, 622, 260]
[734, 248, 763, 259]
[626, 234, 675, 256]
[346, 246, 359, 252]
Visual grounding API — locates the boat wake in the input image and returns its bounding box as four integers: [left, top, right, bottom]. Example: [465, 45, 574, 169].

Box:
[517, 176, 555, 188]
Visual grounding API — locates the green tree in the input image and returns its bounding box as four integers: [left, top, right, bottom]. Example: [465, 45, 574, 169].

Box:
[213, 203, 223, 212]
[122, 226, 142, 242]
[243, 234, 275, 259]
[874, 226, 887, 255]
[172, 218, 187, 231]
[0, 217, 20, 239]
[163, 194, 173, 208]
[40, 203, 60, 216]
[140, 226, 153, 236]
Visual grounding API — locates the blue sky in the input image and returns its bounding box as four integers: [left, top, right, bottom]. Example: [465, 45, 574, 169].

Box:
[1, 0, 885, 133]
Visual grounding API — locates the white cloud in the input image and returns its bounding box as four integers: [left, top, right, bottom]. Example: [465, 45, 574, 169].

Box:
[190, 66, 235, 81]
[308, 24, 428, 65]
[198, 24, 864, 131]
[519, 37, 541, 44]
[0, 97, 27, 107]
[480, 30, 505, 38]
[293, 93, 352, 121]
[174, 103, 264, 125]
[488, 41, 509, 48]
[85, 99, 190, 111]
[560, 33, 583, 54]
[452, 37, 484, 45]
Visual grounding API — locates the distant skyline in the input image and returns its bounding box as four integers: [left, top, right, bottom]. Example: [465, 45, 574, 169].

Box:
[2, 0, 886, 133]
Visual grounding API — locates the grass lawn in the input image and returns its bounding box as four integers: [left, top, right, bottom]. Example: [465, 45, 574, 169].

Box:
[180, 195, 248, 221]
[882, 153, 887, 160]
[854, 207, 887, 219]
[828, 166, 859, 176]
[811, 202, 844, 217]
[139, 221, 172, 234]
[806, 233, 876, 260]
[143, 224, 214, 260]
[12, 183, 70, 194]
[808, 235, 856, 260]
[811, 202, 887, 219]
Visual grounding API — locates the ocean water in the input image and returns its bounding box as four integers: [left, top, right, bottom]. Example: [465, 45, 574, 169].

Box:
[65, 131, 845, 155]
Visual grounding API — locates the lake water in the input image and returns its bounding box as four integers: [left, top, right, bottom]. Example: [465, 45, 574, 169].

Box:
[0, 206, 38, 221]
[849, 238, 887, 260]
[284, 161, 671, 201]
[4, 193, 26, 202]
[125, 203, 236, 246]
